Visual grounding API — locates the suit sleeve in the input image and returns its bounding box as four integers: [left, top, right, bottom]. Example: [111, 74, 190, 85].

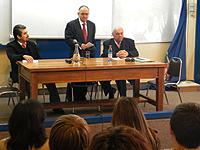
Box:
[128, 39, 139, 57]
[101, 40, 109, 57]
[92, 23, 96, 44]
[65, 22, 76, 47]
[88, 23, 96, 58]
[6, 44, 24, 63]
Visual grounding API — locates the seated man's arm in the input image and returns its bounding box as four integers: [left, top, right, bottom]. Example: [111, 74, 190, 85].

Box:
[127, 39, 139, 57]
[6, 44, 24, 62]
[6, 42, 40, 63]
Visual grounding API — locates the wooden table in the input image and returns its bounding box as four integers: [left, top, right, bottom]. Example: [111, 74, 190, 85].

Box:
[18, 58, 167, 111]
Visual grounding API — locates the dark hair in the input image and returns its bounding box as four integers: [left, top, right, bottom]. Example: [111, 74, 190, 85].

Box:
[78, 5, 89, 11]
[7, 99, 47, 150]
[89, 125, 150, 150]
[170, 103, 200, 148]
[112, 97, 160, 150]
[49, 114, 89, 150]
[13, 24, 26, 40]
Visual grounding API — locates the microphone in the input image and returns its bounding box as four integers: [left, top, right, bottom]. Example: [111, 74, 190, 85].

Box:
[73, 39, 78, 44]
[73, 39, 82, 50]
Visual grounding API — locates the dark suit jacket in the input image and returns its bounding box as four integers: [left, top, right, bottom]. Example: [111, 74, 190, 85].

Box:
[101, 38, 139, 57]
[6, 40, 40, 83]
[65, 18, 96, 57]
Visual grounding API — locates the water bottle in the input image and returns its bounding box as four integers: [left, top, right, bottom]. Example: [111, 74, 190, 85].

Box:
[108, 45, 112, 63]
[72, 44, 80, 64]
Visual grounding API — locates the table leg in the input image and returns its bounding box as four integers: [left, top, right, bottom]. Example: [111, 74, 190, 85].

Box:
[30, 82, 38, 100]
[19, 75, 26, 100]
[156, 68, 165, 111]
[133, 79, 140, 97]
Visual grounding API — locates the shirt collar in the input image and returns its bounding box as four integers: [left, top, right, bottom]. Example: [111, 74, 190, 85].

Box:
[79, 18, 87, 27]
[114, 39, 122, 46]
[18, 41, 23, 46]
[18, 41, 27, 45]
[18, 41, 27, 49]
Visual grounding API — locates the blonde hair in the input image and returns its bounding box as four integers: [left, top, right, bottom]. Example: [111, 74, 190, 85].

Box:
[112, 97, 160, 150]
[49, 114, 89, 150]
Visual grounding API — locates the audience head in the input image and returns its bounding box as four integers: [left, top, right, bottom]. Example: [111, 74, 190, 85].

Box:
[78, 5, 89, 22]
[49, 114, 89, 150]
[170, 103, 200, 149]
[13, 24, 29, 42]
[112, 97, 146, 129]
[7, 99, 46, 150]
[89, 125, 150, 150]
[112, 27, 124, 43]
[112, 97, 160, 149]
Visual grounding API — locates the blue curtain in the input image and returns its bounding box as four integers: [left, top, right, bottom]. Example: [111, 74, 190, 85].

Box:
[194, 0, 200, 83]
[167, 0, 187, 81]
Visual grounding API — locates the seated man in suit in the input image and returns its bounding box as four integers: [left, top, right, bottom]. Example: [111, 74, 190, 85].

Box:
[101, 27, 139, 98]
[6, 24, 64, 114]
[65, 5, 96, 101]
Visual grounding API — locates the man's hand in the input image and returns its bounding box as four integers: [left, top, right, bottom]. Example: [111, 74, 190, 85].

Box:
[81, 44, 88, 50]
[116, 50, 128, 58]
[81, 42, 94, 50]
[23, 55, 34, 63]
[86, 42, 94, 48]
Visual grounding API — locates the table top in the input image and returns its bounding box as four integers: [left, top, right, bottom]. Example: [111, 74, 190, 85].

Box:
[18, 58, 167, 72]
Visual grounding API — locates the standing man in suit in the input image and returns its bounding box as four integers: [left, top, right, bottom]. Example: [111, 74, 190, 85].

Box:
[101, 27, 139, 98]
[6, 24, 64, 114]
[65, 5, 96, 101]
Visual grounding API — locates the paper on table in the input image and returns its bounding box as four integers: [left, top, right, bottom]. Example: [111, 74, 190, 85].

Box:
[112, 57, 124, 60]
[134, 57, 152, 62]
[22, 60, 39, 63]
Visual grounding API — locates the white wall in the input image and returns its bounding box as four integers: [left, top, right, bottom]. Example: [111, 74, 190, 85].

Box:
[1, 0, 182, 44]
[0, 0, 11, 44]
[113, 0, 181, 43]
[0, 0, 11, 85]
[11, 0, 181, 42]
[12, 0, 113, 39]
[0, 0, 173, 85]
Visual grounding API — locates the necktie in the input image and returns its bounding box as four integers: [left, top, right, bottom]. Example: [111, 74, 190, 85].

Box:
[116, 42, 121, 48]
[82, 23, 87, 43]
[22, 42, 27, 48]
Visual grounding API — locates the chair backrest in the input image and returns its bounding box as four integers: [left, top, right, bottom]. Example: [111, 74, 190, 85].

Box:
[166, 57, 182, 84]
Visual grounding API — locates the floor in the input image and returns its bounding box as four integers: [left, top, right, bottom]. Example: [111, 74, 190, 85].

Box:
[0, 88, 199, 149]
[0, 89, 200, 121]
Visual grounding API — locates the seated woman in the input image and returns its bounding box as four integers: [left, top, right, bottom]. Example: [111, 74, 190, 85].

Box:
[112, 97, 160, 150]
[89, 125, 150, 150]
[0, 99, 49, 150]
[49, 114, 89, 150]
